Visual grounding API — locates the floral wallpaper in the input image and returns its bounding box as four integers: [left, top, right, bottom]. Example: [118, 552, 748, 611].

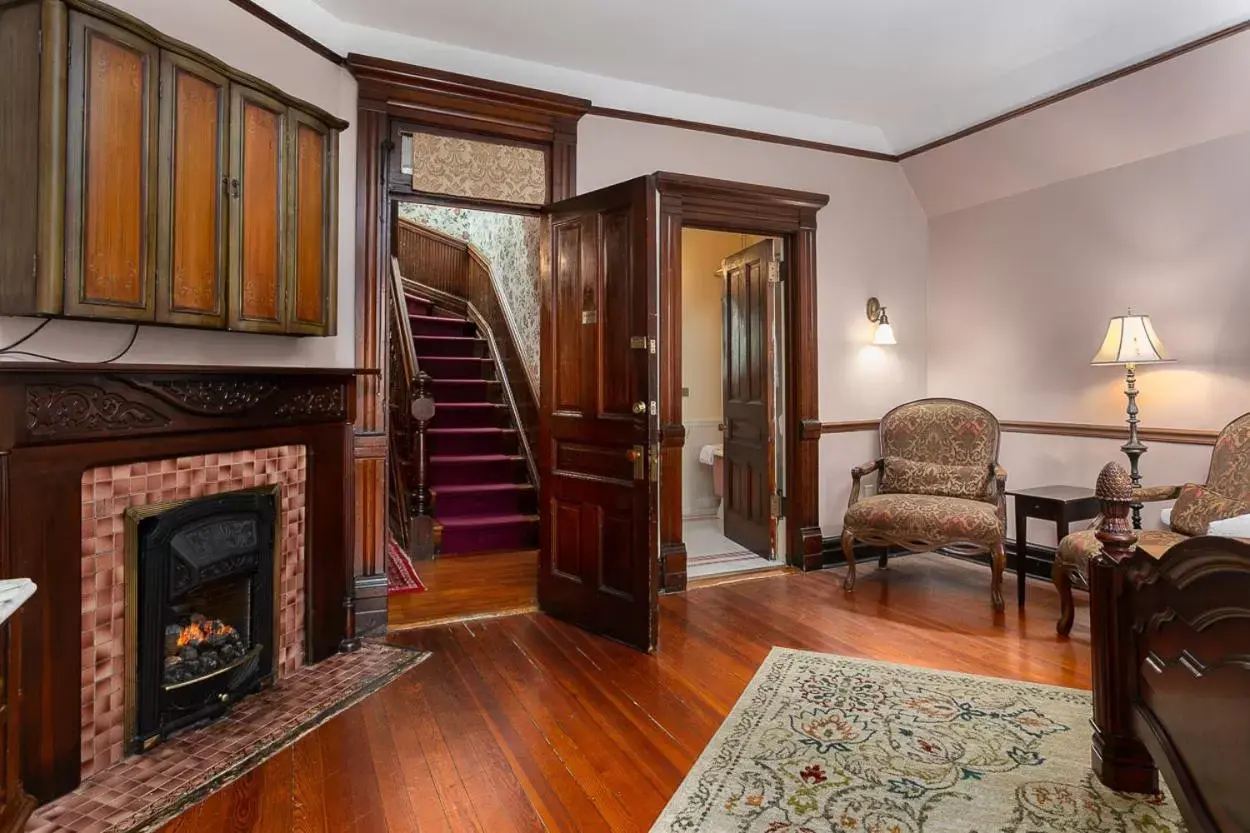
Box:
[398, 203, 541, 390]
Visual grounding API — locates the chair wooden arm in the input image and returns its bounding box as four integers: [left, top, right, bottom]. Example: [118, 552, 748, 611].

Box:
[993, 464, 1008, 495]
[1134, 484, 1183, 503]
[848, 458, 884, 508]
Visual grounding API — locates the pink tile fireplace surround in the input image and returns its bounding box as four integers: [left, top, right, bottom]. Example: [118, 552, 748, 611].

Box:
[78, 446, 308, 778]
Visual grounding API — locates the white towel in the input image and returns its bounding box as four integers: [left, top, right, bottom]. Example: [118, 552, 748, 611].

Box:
[698, 444, 723, 465]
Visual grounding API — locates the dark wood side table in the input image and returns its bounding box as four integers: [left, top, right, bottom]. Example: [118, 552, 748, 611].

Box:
[1008, 486, 1100, 606]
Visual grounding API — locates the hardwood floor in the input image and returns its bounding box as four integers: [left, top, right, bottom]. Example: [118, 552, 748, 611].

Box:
[388, 549, 538, 629]
[158, 554, 1091, 832]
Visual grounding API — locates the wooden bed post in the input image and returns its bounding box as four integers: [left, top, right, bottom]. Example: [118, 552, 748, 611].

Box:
[1089, 461, 1159, 794]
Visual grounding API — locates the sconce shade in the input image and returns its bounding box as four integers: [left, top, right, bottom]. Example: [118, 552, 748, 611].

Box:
[872, 320, 896, 345]
[1090, 313, 1173, 365]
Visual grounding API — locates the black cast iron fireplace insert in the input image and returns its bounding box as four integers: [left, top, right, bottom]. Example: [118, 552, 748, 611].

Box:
[127, 488, 279, 753]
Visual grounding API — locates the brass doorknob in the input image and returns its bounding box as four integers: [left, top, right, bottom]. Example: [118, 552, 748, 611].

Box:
[632, 401, 647, 414]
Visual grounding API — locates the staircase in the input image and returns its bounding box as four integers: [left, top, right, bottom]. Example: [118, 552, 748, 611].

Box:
[406, 294, 538, 555]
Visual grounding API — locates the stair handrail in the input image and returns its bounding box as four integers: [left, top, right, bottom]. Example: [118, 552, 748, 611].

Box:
[394, 218, 539, 488]
[399, 273, 539, 491]
[388, 256, 435, 557]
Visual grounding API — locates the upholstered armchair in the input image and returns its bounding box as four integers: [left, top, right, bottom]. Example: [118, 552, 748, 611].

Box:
[1053, 411, 1250, 635]
[841, 398, 1009, 609]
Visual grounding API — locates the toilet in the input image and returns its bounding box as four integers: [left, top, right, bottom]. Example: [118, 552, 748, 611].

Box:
[699, 444, 724, 518]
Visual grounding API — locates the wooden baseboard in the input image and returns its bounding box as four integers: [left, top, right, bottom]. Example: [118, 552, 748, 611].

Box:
[820, 536, 1057, 581]
[353, 573, 389, 636]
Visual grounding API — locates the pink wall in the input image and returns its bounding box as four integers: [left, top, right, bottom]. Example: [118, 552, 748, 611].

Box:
[0, 0, 357, 367]
[578, 116, 931, 531]
[903, 29, 1250, 538]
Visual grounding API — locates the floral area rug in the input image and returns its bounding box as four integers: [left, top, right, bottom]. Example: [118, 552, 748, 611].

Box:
[652, 648, 1185, 833]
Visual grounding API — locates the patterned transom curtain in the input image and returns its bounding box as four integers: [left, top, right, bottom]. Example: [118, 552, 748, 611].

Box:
[409, 133, 547, 205]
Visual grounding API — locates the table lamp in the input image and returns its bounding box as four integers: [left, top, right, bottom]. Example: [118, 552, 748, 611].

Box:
[1090, 310, 1174, 529]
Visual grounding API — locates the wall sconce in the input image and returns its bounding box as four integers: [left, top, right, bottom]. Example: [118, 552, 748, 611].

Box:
[866, 297, 896, 345]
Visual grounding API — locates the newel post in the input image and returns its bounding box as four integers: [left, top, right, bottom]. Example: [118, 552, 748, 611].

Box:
[409, 371, 437, 559]
[1089, 461, 1158, 794]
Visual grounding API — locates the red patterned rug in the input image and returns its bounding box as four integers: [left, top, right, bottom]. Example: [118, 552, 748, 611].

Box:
[386, 533, 427, 595]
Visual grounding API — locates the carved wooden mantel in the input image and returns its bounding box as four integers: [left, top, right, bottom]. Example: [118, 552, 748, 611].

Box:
[0, 363, 363, 802]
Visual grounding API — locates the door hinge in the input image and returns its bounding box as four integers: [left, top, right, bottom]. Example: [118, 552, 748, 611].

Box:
[770, 493, 784, 518]
[767, 260, 782, 284]
[630, 336, 655, 353]
[651, 447, 661, 483]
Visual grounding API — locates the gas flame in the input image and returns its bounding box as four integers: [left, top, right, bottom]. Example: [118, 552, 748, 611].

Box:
[174, 619, 237, 649]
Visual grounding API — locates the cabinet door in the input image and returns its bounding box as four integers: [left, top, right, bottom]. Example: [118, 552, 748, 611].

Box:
[227, 85, 287, 333]
[285, 109, 337, 336]
[63, 12, 159, 321]
[156, 52, 228, 327]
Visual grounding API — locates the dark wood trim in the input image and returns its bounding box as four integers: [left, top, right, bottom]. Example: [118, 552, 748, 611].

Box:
[899, 18, 1250, 159]
[352, 573, 390, 636]
[352, 106, 390, 594]
[589, 106, 897, 163]
[223, 0, 344, 66]
[347, 55, 589, 150]
[820, 419, 879, 434]
[818, 418, 1220, 447]
[349, 55, 585, 628]
[821, 536, 1057, 582]
[1, 365, 357, 801]
[657, 173, 830, 588]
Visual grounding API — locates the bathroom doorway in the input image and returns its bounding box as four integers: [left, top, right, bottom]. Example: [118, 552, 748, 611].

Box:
[680, 228, 786, 581]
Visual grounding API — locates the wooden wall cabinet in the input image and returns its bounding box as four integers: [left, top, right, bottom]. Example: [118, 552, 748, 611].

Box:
[0, 0, 345, 336]
[228, 86, 289, 334]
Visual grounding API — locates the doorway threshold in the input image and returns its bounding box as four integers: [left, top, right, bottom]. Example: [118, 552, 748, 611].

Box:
[687, 564, 794, 591]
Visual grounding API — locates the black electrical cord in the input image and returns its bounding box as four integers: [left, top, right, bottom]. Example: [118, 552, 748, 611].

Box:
[0, 318, 52, 353]
[0, 322, 141, 363]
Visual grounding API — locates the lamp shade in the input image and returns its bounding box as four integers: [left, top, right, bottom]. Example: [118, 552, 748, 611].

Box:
[1090, 313, 1173, 365]
[872, 321, 896, 345]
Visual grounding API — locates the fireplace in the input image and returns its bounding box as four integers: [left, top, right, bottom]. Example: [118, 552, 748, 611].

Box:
[126, 487, 280, 753]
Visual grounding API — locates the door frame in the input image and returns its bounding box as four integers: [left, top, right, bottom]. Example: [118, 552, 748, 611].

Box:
[654, 173, 829, 591]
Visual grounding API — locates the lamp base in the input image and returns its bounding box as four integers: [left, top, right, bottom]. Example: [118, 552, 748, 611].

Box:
[1121, 364, 1147, 531]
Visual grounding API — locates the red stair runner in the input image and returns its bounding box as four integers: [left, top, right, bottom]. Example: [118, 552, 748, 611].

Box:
[409, 296, 538, 555]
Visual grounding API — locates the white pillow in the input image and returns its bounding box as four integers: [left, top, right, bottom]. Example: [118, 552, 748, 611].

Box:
[1160, 507, 1172, 528]
[1206, 513, 1250, 538]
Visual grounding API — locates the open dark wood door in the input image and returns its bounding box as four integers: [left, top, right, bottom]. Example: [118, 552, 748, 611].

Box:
[722, 239, 779, 557]
[539, 176, 659, 651]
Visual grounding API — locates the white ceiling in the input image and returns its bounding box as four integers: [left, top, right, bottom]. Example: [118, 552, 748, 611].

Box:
[297, 0, 1250, 153]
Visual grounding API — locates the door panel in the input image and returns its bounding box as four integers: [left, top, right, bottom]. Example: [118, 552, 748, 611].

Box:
[722, 239, 778, 556]
[156, 52, 228, 327]
[540, 176, 658, 652]
[228, 86, 286, 333]
[286, 109, 338, 335]
[64, 13, 159, 320]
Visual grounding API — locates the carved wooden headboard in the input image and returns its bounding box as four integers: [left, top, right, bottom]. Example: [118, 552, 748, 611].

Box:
[1088, 461, 1250, 833]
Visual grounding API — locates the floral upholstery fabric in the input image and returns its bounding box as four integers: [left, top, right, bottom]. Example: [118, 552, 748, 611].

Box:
[844, 494, 1004, 549]
[1205, 412, 1250, 502]
[1168, 483, 1250, 536]
[880, 456, 992, 503]
[879, 399, 1000, 468]
[1054, 528, 1188, 575]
